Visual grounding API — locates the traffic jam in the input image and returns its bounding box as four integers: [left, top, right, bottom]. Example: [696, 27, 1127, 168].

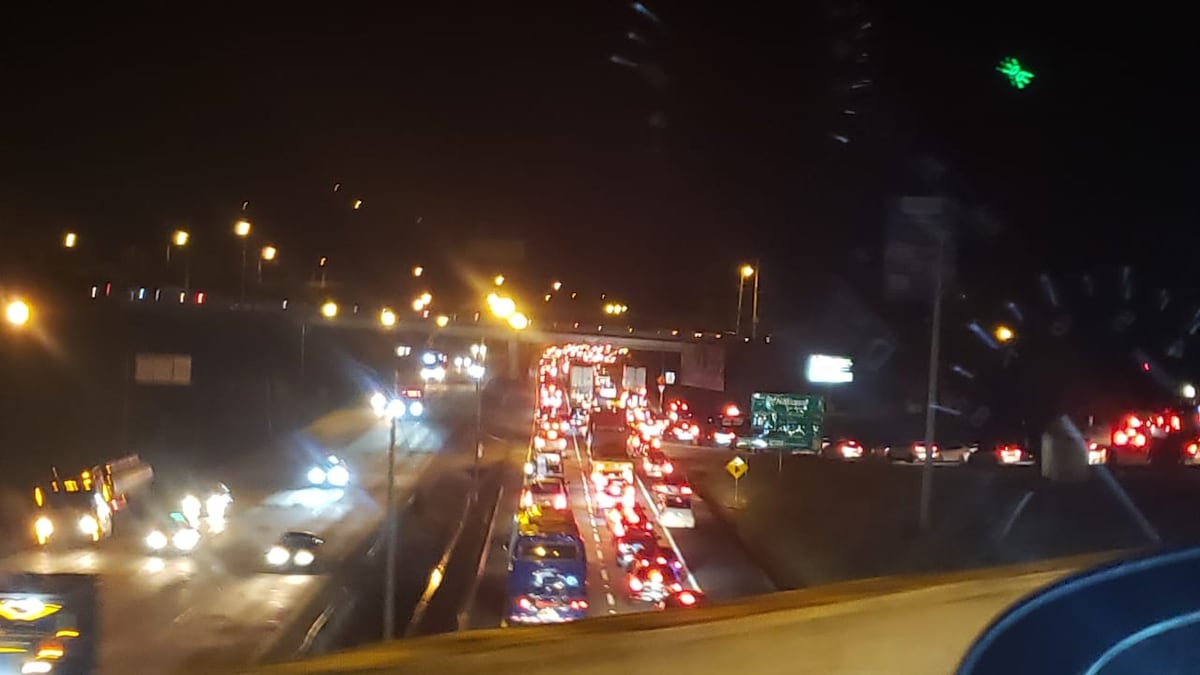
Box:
[506, 343, 702, 626]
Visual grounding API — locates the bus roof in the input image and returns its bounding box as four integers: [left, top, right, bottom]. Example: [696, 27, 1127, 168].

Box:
[516, 508, 579, 539]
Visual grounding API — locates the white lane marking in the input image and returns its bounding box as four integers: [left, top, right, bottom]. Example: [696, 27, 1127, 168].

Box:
[592, 532, 600, 543]
[606, 592, 616, 606]
[600, 568, 609, 582]
[608, 609, 617, 615]
[595, 549, 604, 562]
[636, 475, 703, 593]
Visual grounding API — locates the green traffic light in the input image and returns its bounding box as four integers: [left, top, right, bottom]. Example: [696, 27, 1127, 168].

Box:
[997, 57, 1035, 89]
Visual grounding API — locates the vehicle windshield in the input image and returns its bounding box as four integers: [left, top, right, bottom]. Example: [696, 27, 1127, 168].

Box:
[517, 542, 579, 561]
[12, 5, 1198, 672]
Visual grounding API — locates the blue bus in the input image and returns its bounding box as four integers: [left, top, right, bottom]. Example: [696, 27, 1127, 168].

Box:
[506, 507, 588, 625]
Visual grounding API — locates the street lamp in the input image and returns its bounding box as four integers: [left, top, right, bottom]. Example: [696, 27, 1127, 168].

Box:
[321, 301, 339, 319]
[169, 230, 191, 293]
[994, 325, 1015, 343]
[507, 312, 529, 330]
[435, 315, 450, 328]
[412, 266, 424, 277]
[736, 264, 755, 336]
[5, 299, 31, 327]
[63, 232, 77, 249]
[258, 245, 277, 283]
[551, 280, 562, 292]
[380, 308, 397, 327]
[493, 274, 505, 286]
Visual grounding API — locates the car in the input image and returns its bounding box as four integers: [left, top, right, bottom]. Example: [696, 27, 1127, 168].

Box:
[533, 427, 568, 453]
[524, 451, 565, 481]
[179, 482, 232, 528]
[652, 490, 695, 529]
[820, 438, 866, 460]
[307, 455, 350, 488]
[667, 420, 701, 444]
[626, 562, 684, 603]
[521, 477, 568, 511]
[144, 512, 201, 555]
[967, 442, 1034, 466]
[885, 441, 940, 463]
[604, 504, 654, 537]
[631, 547, 685, 576]
[614, 529, 659, 570]
[596, 479, 635, 510]
[265, 531, 324, 572]
[641, 449, 675, 478]
[659, 588, 704, 610]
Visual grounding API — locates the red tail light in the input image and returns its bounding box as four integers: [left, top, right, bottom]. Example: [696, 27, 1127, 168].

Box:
[681, 485, 693, 495]
[648, 569, 663, 584]
[518, 596, 533, 610]
[628, 577, 643, 592]
[677, 591, 697, 606]
[195, 292, 206, 304]
[1188, 443, 1199, 456]
[652, 438, 662, 448]
[547, 430, 558, 440]
[663, 462, 674, 474]
[1113, 430, 1129, 446]
[1133, 433, 1148, 448]
[1171, 415, 1182, 431]
[553, 493, 567, 510]
[569, 599, 588, 609]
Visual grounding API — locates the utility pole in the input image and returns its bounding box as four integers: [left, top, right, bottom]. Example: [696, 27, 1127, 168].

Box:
[735, 274, 746, 335]
[751, 259, 761, 340]
[383, 416, 398, 639]
[918, 237, 945, 530]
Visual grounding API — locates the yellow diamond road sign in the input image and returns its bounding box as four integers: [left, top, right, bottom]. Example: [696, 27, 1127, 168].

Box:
[726, 456, 747, 480]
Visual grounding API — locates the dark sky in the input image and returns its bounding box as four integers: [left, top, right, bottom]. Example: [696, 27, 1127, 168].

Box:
[2, 3, 1197, 323]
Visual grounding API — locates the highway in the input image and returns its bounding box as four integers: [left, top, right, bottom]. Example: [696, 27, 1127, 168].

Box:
[462, 427, 774, 628]
[0, 390, 489, 674]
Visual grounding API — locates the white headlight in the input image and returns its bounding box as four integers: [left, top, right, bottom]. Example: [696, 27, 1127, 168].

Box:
[266, 546, 290, 566]
[385, 399, 405, 419]
[293, 549, 315, 566]
[145, 530, 168, 551]
[307, 467, 327, 485]
[22, 661, 53, 674]
[78, 515, 98, 535]
[181, 495, 202, 520]
[370, 392, 387, 414]
[327, 465, 350, 487]
[408, 401, 424, 417]
[35, 517, 54, 539]
[206, 494, 228, 519]
[172, 528, 200, 551]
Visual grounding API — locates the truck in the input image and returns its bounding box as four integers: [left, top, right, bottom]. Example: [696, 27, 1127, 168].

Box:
[569, 364, 594, 406]
[622, 365, 647, 393]
[0, 573, 97, 675]
[32, 455, 153, 546]
[742, 393, 825, 452]
[586, 410, 635, 493]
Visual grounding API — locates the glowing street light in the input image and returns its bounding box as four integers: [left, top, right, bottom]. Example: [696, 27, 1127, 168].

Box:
[994, 325, 1015, 343]
[1183, 383, 1197, 400]
[412, 266, 424, 277]
[551, 281, 562, 291]
[321, 301, 339, 319]
[740, 264, 755, 278]
[435, 315, 450, 328]
[493, 274, 505, 287]
[5, 299, 31, 327]
[261, 245, 277, 261]
[486, 293, 516, 319]
[234, 220, 252, 238]
[419, 292, 432, 305]
[63, 232, 78, 249]
[507, 312, 529, 330]
[411, 298, 425, 311]
[380, 308, 397, 327]
[172, 230, 190, 247]
[544, 293, 552, 302]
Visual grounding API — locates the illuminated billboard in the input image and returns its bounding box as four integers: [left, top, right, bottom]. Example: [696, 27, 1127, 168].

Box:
[805, 354, 853, 384]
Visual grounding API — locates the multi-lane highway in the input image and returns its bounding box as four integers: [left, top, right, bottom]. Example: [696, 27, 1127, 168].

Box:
[462, 425, 775, 628]
[0, 389, 497, 674]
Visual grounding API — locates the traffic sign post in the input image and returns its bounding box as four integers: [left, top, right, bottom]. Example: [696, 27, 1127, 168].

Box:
[726, 456, 748, 506]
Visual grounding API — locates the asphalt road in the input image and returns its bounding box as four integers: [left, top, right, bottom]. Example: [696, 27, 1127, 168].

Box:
[460, 430, 775, 629]
[0, 391, 486, 674]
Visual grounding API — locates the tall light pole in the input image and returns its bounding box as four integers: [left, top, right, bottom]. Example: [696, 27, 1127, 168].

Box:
[258, 245, 277, 283]
[736, 264, 754, 335]
[234, 220, 252, 303]
[751, 259, 761, 339]
[383, 404, 400, 639]
[169, 230, 191, 293]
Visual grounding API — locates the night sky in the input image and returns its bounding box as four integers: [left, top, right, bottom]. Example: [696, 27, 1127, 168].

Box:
[2, 3, 1196, 323]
